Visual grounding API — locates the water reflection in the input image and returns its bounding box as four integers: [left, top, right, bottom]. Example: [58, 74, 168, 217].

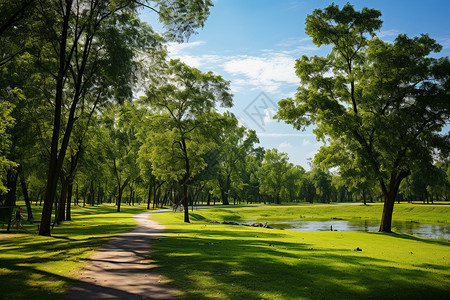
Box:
[266, 219, 449, 240]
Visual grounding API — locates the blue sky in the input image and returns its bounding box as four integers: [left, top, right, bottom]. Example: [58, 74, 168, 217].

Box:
[140, 0, 450, 170]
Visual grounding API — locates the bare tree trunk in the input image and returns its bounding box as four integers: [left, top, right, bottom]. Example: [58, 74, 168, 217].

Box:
[57, 175, 68, 224]
[379, 171, 409, 232]
[66, 182, 72, 221]
[20, 174, 33, 221]
[147, 183, 152, 210]
[5, 169, 18, 207]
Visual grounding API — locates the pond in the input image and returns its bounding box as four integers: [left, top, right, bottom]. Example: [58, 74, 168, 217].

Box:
[259, 219, 450, 240]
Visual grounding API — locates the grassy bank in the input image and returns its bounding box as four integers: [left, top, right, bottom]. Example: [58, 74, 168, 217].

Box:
[191, 203, 449, 224]
[151, 205, 450, 300]
[0, 203, 148, 299]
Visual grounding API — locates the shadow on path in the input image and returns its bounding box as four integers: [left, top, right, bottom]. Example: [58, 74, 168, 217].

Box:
[68, 210, 176, 300]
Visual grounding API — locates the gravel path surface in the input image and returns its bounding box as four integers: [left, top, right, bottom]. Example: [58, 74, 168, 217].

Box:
[68, 210, 177, 300]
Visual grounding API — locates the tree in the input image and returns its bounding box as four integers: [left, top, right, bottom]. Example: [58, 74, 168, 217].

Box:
[257, 149, 291, 204]
[281, 165, 305, 202]
[104, 101, 142, 212]
[0, 101, 17, 197]
[277, 3, 450, 232]
[310, 168, 333, 203]
[215, 116, 259, 205]
[142, 59, 232, 222]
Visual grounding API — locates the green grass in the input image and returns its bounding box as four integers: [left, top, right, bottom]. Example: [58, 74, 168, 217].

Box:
[151, 205, 450, 300]
[0, 203, 149, 300]
[1, 203, 448, 299]
[189, 203, 449, 224]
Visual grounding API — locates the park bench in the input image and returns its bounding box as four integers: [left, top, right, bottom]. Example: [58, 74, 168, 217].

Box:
[0, 206, 14, 232]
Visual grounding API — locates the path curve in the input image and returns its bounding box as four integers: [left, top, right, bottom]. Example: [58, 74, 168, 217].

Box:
[68, 210, 177, 300]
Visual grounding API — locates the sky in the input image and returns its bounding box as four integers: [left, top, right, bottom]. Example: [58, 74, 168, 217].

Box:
[139, 0, 450, 170]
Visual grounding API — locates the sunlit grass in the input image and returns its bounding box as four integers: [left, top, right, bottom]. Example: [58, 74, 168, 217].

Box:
[0, 203, 149, 299]
[189, 203, 450, 224]
[151, 205, 450, 299]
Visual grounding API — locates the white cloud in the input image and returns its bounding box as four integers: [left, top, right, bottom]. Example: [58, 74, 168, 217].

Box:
[167, 41, 206, 56]
[377, 29, 400, 38]
[301, 139, 311, 146]
[167, 41, 303, 93]
[220, 53, 299, 92]
[278, 142, 293, 150]
[377, 29, 400, 43]
[173, 55, 204, 68]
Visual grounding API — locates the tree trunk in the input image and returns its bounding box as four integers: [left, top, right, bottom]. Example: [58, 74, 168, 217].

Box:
[19, 174, 33, 221]
[379, 171, 409, 232]
[183, 179, 190, 223]
[147, 184, 152, 210]
[117, 187, 122, 212]
[57, 175, 68, 224]
[66, 182, 72, 221]
[116, 179, 129, 212]
[39, 0, 74, 237]
[5, 169, 18, 207]
[379, 191, 396, 232]
[221, 189, 230, 205]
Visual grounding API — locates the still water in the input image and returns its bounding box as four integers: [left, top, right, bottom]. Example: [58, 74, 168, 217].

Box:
[265, 219, 449, 240]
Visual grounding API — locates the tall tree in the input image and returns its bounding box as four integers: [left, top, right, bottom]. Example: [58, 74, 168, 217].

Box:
[142, 59, 232, 222]
[104, 101, 142, 212]
[277, 3, 450, 232]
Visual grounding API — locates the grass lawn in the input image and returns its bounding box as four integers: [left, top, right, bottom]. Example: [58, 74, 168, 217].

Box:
[0, 203, 149, 300]
[150, 204, 450, 300]
[192, 203, 450, 224]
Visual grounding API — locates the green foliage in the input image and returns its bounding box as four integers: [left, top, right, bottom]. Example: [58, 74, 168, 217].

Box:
[208, 115, 260, 204]
[155, 0, 213, 42]
[257, 149, 293, 204]
[0, 101, 17, 194]
[141, 59, 232, 183]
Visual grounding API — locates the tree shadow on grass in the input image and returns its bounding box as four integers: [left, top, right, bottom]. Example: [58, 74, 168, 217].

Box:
[152, 227, 449, 300]
[0, 222, 139, 296]
[0, 260, 161, 300]
[366, 231, 449, 246]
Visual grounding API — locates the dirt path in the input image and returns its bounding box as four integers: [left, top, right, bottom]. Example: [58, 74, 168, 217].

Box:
[68, 210, 177, 300]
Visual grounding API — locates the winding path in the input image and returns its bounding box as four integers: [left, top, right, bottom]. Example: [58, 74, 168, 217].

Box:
[68, 210, 177, 300]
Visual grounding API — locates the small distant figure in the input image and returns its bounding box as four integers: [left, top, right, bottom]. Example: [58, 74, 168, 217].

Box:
[353, 247, 362, 251]
[14, 207, 23, 229]
[330, 225, 333, 231]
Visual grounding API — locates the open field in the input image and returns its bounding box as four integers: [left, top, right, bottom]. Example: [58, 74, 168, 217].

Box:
[151, 204, 450, 299]
[0, 204, 148, 299]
